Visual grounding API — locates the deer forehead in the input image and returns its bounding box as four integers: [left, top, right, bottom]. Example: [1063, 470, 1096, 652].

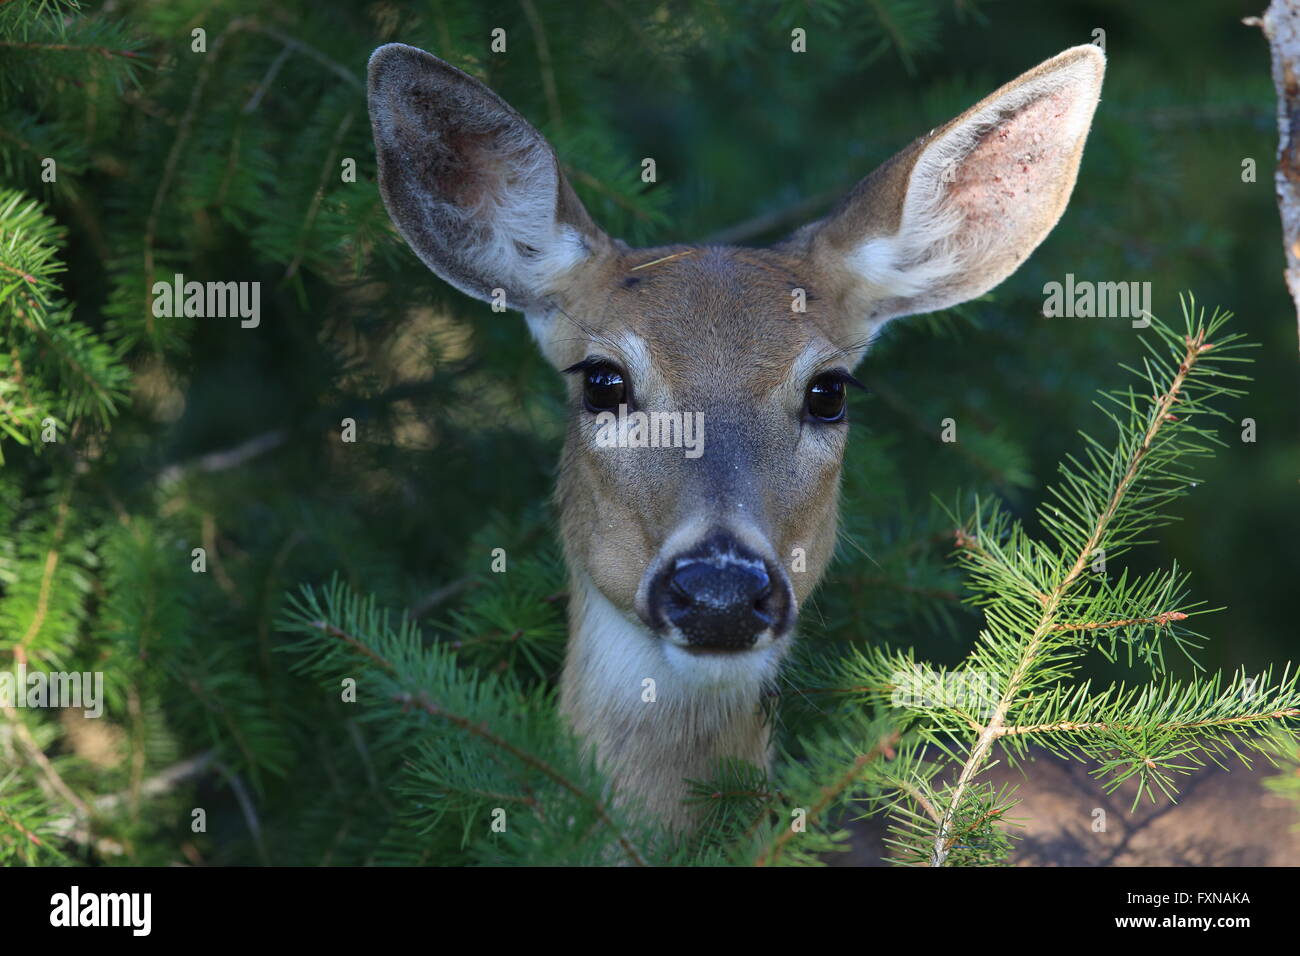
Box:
[552, 245, 849, 399]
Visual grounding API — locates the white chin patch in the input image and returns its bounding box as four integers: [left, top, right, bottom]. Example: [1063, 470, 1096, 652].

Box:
[661, 639, 782, 691]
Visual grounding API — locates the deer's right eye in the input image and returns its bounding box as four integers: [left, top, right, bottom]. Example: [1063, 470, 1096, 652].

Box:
[582, 363, 627, 412]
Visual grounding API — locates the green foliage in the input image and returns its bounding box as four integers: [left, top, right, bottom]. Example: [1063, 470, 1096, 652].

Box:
[0, 763, 66, 865]
[0, 0, 1295, 866]
[817, 302, 1299, 864]
[278, 577, 663, 866]
[0, 190, 128, 456]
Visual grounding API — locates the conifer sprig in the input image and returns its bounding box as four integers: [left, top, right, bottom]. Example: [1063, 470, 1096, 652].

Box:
[0, 189, 127, 454]
[922, 299, 1285, 866]
[277, 576, 653, 866]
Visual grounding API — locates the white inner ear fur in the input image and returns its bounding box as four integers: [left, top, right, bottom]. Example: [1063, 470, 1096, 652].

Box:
[849, 50, 1102, 318]
[435, 122, 590, 302]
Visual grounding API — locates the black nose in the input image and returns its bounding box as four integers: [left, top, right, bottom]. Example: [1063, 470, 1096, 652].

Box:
[649, 535, 791, 650]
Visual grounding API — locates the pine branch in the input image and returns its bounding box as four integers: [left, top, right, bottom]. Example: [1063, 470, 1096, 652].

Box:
[999, 708, 1300, 738]
[930, 300, 1262, 865]
[279, 578, 648, 865]
[1050, 610, 1187, 633]
[395, 688, 647, 867]
[754, 726, 901, 867]
[2, 705, 91, 817]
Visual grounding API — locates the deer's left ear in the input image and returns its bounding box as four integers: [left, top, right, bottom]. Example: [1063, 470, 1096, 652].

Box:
[790, 45, 1105, 347]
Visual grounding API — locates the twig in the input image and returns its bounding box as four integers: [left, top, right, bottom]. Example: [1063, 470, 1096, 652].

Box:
[0, 804, 44, 847]
[243, 23, 362, 89]
[0, 40, 142, 59]
[45, 751, 215, 842]
[895, 778, 942, 824]
[2, 705, 91, 817]
[242, 46, 294, 114]
[629, 250, 693, 271]
[201, 512, 244, 608]
[143, 19, 249, 340]
[157, 429, 287, 488]
[308, 617, 647, 866]
[930, 329, 1213, 867]
[309, 620, 399, 673]
[519, 0, 563, 133]
[998, 708, 1300, 738]
[1051, 611, 1188, 632]
[285, 109, 357, 280]
[142, 18, 362, 335]
[399, 690, 648, 867]
[215, 761, 271, 865]
[408, 575, 474, 618]
[564, 164, 655, 221]
[702, 184, 850, 245]
[942, 804, 1010, 854]
[153, 369, 472, 488]
[13, 483, 74, 663]
[754, 729, 900, 866]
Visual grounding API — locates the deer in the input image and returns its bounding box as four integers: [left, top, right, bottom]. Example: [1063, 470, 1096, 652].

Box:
[366, 42, 1108, 834]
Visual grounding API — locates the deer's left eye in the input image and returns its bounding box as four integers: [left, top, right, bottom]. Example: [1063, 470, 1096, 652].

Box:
[805, 373, 848, 422]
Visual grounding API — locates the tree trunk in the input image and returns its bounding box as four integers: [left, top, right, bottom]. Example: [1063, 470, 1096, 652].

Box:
[1250, 0, 1300, 351]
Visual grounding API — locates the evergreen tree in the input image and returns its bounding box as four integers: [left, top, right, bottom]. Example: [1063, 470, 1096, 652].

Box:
[0, 0, 1295, 866]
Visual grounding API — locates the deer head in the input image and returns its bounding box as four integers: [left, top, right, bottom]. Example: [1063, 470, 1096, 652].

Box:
[368, 42, 1105, 829]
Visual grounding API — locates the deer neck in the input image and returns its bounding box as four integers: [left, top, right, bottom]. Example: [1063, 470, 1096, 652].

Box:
[558, 570, 775, 830]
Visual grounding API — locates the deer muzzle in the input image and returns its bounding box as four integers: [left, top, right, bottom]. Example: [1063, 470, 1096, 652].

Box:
[644, 531, 793, 652]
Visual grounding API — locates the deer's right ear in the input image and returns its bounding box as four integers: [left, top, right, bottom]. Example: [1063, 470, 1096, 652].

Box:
[367, 43, 611, 318]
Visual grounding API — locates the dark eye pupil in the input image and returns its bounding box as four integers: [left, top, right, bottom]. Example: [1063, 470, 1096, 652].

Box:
[584, 366, 626, 411]
[807, 376, 846, 421]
